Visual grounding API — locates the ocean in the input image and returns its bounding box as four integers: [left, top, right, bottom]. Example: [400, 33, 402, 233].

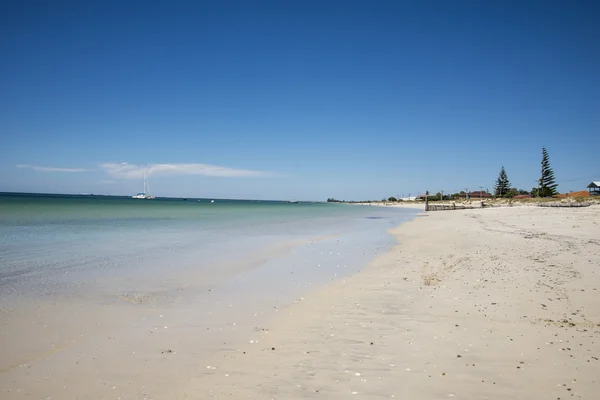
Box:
[0, 193, 416, 306]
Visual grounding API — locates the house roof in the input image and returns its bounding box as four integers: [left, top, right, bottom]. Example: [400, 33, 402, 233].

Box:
[468, 191, 491, 196]
[556, 190, 589, 197]
[587, 181, 600, 189]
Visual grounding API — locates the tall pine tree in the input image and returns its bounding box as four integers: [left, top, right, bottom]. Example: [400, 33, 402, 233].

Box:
[494, 166, 511, 197]
[538, 147, 558, 197]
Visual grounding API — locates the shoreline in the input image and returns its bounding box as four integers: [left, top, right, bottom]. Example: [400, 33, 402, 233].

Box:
[0, 207, 416, 399]
[187, 205, 600, 399]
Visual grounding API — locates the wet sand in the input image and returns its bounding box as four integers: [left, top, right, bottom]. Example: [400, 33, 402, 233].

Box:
[190, 206, 600, 399]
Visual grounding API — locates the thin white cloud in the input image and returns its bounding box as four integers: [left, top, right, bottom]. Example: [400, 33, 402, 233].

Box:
[16, 164, 91, 173]
[100, 162, 269, 179]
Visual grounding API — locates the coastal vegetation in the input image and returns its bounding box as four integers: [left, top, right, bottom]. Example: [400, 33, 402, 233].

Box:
[494, 166, 511, 197]
[538, 146, 559, 197]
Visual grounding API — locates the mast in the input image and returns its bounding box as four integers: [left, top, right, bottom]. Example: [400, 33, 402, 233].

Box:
[145, 170, 151, 196]
[143, 170, 147, 194]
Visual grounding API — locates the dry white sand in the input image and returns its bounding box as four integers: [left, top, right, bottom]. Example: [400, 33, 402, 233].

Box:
[2, 206, 599, 399]
[190, 205, 600, 399]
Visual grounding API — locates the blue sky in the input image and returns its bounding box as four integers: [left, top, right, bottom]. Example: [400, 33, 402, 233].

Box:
[1, 0, 598, 200]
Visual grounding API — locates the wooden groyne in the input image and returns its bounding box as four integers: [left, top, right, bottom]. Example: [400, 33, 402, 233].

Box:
[426, 203, 481, 211]
[425, 200, 592, 211]
[425, 199, 486, 211]
[538, 202, 590, 208]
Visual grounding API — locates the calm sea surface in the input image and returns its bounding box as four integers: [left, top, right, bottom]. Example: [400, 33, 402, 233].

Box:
[0, 193, 416, 304]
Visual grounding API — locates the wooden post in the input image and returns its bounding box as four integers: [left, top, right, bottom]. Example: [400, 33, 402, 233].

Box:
[425, 191, 429, 211]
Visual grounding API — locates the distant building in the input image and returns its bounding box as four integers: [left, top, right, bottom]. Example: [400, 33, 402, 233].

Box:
[400, 196, 417, 201]
[587, 182, 600, 196]
[468, 191, 492, 199]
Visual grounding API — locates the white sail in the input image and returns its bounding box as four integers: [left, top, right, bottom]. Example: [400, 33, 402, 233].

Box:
[132, 168, 155, 199]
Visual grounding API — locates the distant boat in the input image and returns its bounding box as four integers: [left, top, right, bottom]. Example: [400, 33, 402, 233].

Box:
[288, 200, 299, 203]
[211, 200, 215, 203]
[132, 170, 155, 199]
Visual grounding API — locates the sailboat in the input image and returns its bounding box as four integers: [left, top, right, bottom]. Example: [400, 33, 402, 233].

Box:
[132, 170, 155, 199]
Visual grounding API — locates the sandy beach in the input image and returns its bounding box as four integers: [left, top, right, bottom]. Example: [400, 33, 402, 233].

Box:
[191, 205, 600, 399]
[2, 204, 599, 399]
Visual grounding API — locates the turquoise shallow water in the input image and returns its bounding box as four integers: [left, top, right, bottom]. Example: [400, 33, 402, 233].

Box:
[0, 193, 417, 398]
[0, 193, 416, 304]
